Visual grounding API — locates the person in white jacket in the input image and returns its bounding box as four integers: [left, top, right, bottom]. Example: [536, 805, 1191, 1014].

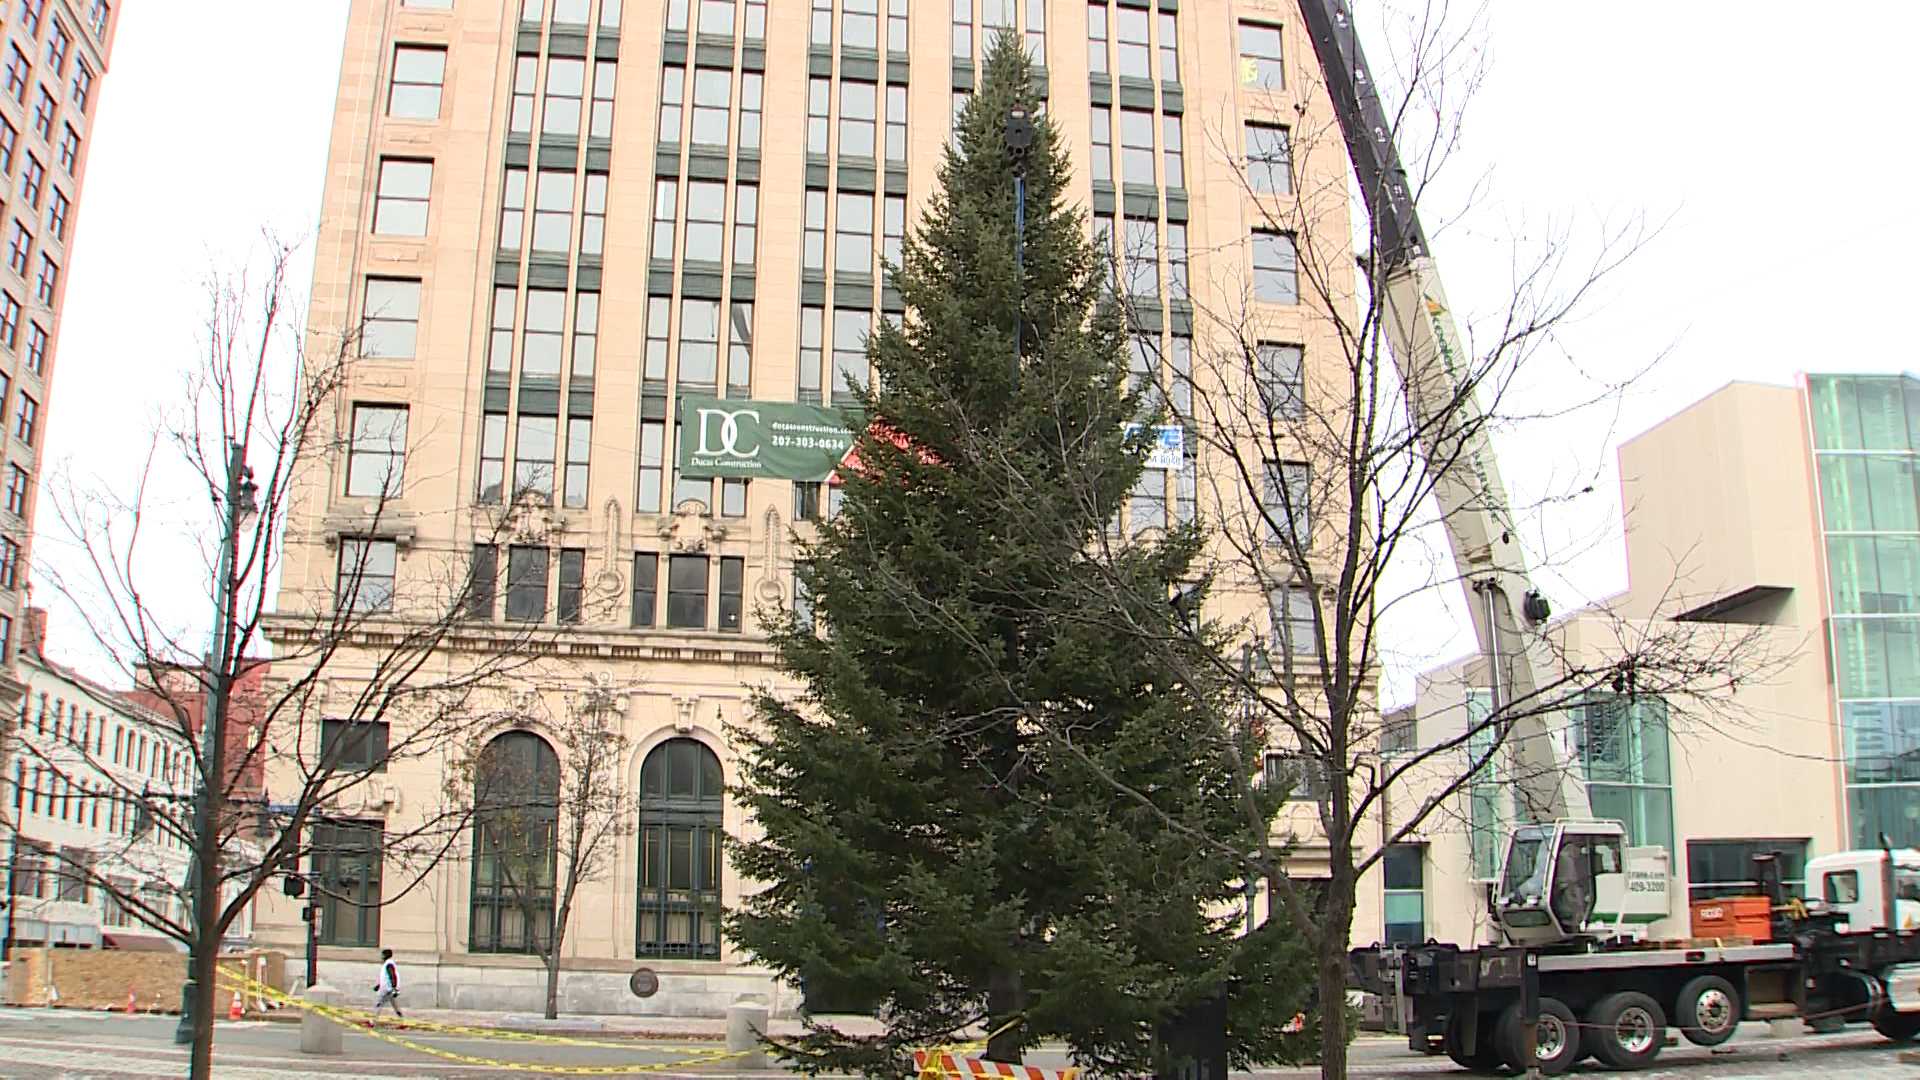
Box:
[373, 949, 404, 1018]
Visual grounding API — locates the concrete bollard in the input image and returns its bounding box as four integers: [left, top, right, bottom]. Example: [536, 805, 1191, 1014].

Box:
[299, 983, 343, 1056]
[726, 995, 770, 1070]
[1767, 1018, 1796, 1038]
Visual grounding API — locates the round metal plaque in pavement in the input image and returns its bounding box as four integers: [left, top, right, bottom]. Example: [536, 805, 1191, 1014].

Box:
[630, 968, 661, 998]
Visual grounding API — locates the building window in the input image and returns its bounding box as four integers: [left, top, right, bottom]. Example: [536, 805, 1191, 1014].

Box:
[0, 293, 18, 350]
[832, 308, 870, 400]
[0, 536, 18, 590]
[510, 54, 538, 134]
[470, 731, 559, 955]
[1162, 114, 1184, 188]
[346, 404, 408, 499]
[7, 221, 29, 276]
[746, 0, 767, 40]
[690, 67, 731, 147]
[727, 301, 753, 394]
[658, 65, 684, 142]
[951, 0, 971, 58]
[557, 548, 585, 624]
[1574, 693, 1675, 855]
[374, 158, 433, 236]
[572, 292, 598, 378]
[563, 417, 590, 508]
[0, 119, 15, 174]
[499, 169, 528, 253]
[1086, 3, 1108, 74]
[46, 188, 67, 241]
[1122, 215, 1158, 298]
[57, 123, 77, 175]
[842, 0, 877, 48]
[552, 0, 589, 23]
[888, 0, 907, 50]
[678, 298, 721, 386]
[1687, 839, 1809, 902]
[506, 544, 549, 622]
[632, 552, 657, 627]
[34, 254, 56, 305]
[716, 555, 744, 631]
[22, 155, 45, 208]
[883, 195, 905, 268]
[70, 62, 91, 112]
[684, 179, 725, 263]
[1252, 230, 1299, 304]
[320, 719, 390, 774]
[1115, 6, 1150, 79]
[88, 0, 111, 39]
[1262, 460, 1310, 548]
[1157, 11, 1178, 80]
[1090, 108, 1112, 183]
[1383, 844, 1426, 945]
[1127, 472, 1165, 537]
[513, 414, 557, 499]
[522, 288, 565, 377]
[336, 537, 397, 613]
[478, 411, 507, 503]
[638, 418, 665, 512]
[21, 323, 41, 376]
[4, 47, 27, 105]
[542, 57, 585, 137]
[1256, 342, 1304, 421]
[581, 173, 607, 256]
[1119, 107, 1154, 185]
[839, 80, 877, 158]
[55, 847, 89, 903]
[465, 544, 497, 620]
[732, 184, 758, 267]
[807, 78, 829, 156]
[1247, 122, 1292, 194]
[1239, 22, 1284, 90]
[31, 85, 54, 140]
[697, 0, 733, 35]
[312, 822, 383, 947]
[636, 739, 724, 959]
[389, 45, 446, 120]
[3, 464, 26, 516]
[589, 58, 617, 139]
[361, 278, 421, 359]
[799, 305, 824, 403]
[739, 71, 763, 152]
[1262, 752, 1327, 802]
[666, 554, 708, 629]
[803, 188, 827, 272]
[651, 178, 677, 261]
[666, 0, 687, 32]
[1269, 585, 1317, 658]
[531, 169, 573, 253]
[835, 191, 874, 275]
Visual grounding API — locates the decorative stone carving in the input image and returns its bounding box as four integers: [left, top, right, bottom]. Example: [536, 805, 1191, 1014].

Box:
[594, 497, 626, 597]
[656, 501, 729, 553]
[672, 695, 698, 733]
[509, 490, 556, 546]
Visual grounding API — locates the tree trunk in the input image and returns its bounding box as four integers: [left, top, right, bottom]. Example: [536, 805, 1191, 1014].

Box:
[984, 966, 1025, 1063]
[188, 937, 219, 1079]
[546, 884, 577, 1019]
[1318, 866, 1356, 1080]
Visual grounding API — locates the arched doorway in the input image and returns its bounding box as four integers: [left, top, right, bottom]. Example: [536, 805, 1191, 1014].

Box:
[469, 730, 559, 954]
[635, 738, 724, 959]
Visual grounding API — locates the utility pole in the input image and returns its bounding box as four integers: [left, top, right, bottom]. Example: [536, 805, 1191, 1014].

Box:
[1004, 105, 1035, 387]
[173, 441, 255, 1059]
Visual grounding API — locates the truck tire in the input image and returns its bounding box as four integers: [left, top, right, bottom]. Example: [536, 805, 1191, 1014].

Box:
[1872, 1008, 1920, 1042]
[1676, 975, 1741, 1047]
[1586, 991, 1666, 1070]
[1443, 1009, 1504, 1072]
[1495, 997, 1580, 1076]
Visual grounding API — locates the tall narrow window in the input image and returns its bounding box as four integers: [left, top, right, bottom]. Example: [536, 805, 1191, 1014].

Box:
[488, 286, 517, 373]
[835, 190, 874, 274]
[721, 478, 747, 518]
[374, 158, 433, 236]
[883, 195, 905, 268]
[45, 22, 68, 73]
[1115, 7, 1150, 79]
[888, 0, 908, 51]
[1166, 221, 1188, 301]
[506, 545, 550, 621]
[336, 538, 397, 613]
[34, 255, 56, 306]
[6, 394, 27, 447]
[631, 553, 658, 627]
[733, 183, 758, 266]
[1252, 230, 1299, 304]
[807, 78, 829, 156]
[557, 548, 585, 624]
[718, 556, 744, 631]
[346, 404, 409, 499]
[500, 168, 528, 251]
[362, 278, 422, 358]
[1090, 108, 1112, 183]
[478, 412, 507, 503]
[542, 58, 585, 137]
[1384, 844, 1426, 945]
[635, 739, 724, 958]
[1025, 0, 1046, 62]
[799, 306, 824, 403]
[638, 419, 665, 512]
[651, 178, 678, 261]
[1162, 114, 1184, 188]
[740, 72, 763, 152]
[1256, 343, 1304, 421]
[1157, 12, 1178, 81]
[666, 554, 708, 629]
[666, 0, 687, 31]
[312, 823, 384, 948]
[951, 0, 972, 59]
[885, 84, 907, 164]
[0, 293, 19, 350]
[0, 120, 15, 174]
[690, 67, 731, 147]
[803, 189, 827, 271]
[572, 292, 599, 378]
[1239, 22, 1284, 90]
[8, 222, 30, 276]
[1263, 460, 1311, 548]
[532, 169, 574, 253]
[510, 55, 538, 134]
[465, 544, 497, 620]
[0, 536, 18, 591]
[678, 299, 721, 386]
[380, 44, 437, 116]
[24, 323, 44, 376]
[1119, 108, 1154, 185]
[56, 124, 78, 175]
[389, 48, 445, 117]
[31, 86, 54, 140]
[513, 414, 558, 499]
[1122, 215, 1158, 298]
[698, 0, 734, 36]
[843, 0, 877, 49]
[589, 59, 617, 139]
[21, 155, 45, 208]
[1269, 586, 1318, 657]
[1087, 4, 1108, 75]
[727, 302, 753, 395]
[839, 81, 877, 158]
[581, 172, 608, 256]
[1247, 123, 1292, 194]
[470, 733, 559, 954]
[684, 180, 726, 263]
[563, 417, 591, 508]
[658, 65, 685, 143]
[832, 309, 871, 399]
[522, 289, 566, 376]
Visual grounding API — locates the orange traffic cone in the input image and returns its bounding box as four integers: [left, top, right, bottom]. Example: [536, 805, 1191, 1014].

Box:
[125, 988, 136, 1015]
[228, 990, 243, 1021]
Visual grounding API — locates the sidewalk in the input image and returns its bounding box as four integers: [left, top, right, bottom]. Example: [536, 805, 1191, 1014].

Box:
[257, 1003, 891, 1042]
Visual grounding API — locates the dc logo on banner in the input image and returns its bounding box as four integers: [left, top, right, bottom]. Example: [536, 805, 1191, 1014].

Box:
[695, 407, 763, 459]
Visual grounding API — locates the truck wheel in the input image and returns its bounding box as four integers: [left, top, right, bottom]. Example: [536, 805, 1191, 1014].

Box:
[1444, 1009, 1504, 1072]
[1676, 975, 1741, 1047]
[1587, 991, 1666, 1069]
[1872, 1008, 1920, 1042]
[1495, 997, 1580, 1075]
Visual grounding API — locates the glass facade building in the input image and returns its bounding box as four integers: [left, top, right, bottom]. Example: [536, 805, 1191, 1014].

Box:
[1810, 374, 1920, 848]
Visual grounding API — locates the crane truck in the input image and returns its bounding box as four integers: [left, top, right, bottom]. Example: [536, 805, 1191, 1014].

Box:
[1293, 1, 1920, 1073]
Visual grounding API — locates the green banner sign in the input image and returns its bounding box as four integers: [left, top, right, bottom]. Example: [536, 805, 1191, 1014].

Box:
[675, 396, 862, 481]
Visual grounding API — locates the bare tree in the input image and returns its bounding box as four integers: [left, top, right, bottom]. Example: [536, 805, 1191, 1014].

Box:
[18, 238, 544, 1079]
[452, 676, 635, 1020]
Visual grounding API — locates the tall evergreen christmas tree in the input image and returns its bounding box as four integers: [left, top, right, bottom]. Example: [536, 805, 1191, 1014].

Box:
[730, 34, 1314, 1075]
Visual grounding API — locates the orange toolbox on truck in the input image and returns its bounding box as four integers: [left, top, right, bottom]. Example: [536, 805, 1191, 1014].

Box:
[1690, 896, 1772, 942]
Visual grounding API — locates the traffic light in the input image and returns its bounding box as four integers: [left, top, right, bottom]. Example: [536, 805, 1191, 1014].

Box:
[283, 873, 307, 898]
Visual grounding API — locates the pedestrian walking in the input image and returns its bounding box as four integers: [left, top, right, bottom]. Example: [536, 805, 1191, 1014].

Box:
[373, 948, 404, 1018]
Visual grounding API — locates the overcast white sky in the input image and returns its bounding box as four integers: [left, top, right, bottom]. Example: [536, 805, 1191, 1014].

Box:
[31, 2, 1920, 697]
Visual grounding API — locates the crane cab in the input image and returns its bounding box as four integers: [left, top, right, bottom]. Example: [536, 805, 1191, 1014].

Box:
[1807, 848, 1920, 933]
[1490, 820, 1670, 946]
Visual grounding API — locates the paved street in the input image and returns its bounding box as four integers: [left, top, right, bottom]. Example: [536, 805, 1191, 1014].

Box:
[0, 1010, 1914, 1079]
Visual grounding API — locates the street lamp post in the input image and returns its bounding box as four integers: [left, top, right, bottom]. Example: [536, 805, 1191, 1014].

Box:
[173, 441, 256, 1046]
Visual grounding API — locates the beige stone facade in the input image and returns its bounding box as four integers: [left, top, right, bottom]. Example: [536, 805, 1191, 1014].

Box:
[254, 0, 1374, 1015]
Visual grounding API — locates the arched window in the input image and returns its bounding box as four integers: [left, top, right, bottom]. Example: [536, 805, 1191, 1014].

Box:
[469, 730, 559, 954]
[636, 738, 724, 959]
